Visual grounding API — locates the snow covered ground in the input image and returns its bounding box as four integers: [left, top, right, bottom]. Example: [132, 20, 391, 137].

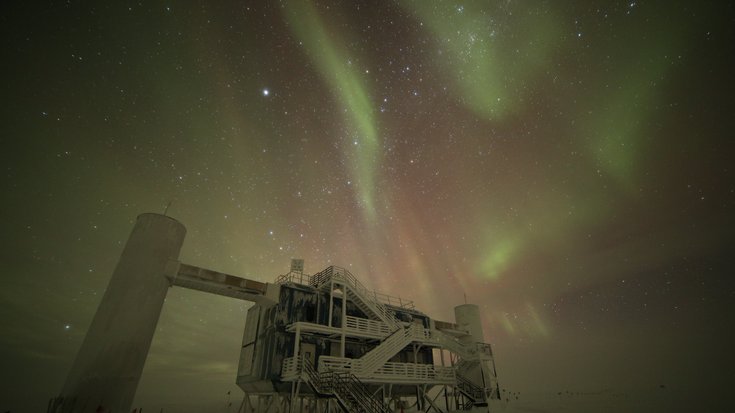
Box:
[479, 387, 720, 413]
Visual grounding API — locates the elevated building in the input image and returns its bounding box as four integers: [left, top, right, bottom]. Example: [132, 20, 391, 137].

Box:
[51, 214, 500, 413]
[238, 265, 500, 413]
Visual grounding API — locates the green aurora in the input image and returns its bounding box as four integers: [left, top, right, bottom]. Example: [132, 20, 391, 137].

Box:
[1, 0, 732, 411]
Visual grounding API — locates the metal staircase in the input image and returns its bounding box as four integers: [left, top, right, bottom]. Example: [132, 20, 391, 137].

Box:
[433, 330, 478, 362]
[456, 372, 487, 408]
[302, 358, 391, 413]
[456, 359, 473, 373]
[311, 266, 400, 330]
[456, 351, 501, 402]
[355, 324, 419, 376]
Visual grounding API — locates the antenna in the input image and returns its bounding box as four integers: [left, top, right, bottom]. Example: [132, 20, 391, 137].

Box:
[163, 201, 172, 216]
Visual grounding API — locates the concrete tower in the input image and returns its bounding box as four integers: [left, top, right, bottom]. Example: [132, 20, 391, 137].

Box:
[58, 213, 186, 413]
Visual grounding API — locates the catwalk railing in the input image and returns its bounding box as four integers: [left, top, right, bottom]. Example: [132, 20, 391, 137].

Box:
[285, 316, 393, 341]
[316, 356, 455, 384]
[275, 267, 415, 309]
[345, 316, 394, 338]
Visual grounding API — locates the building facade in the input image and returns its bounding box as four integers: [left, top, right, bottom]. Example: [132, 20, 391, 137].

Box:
[236, 265, 500, 413]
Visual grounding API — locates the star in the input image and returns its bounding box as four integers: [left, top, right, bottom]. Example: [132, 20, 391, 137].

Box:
[3, 0, 730, 411]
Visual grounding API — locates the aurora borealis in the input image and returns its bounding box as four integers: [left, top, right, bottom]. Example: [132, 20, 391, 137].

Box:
[1, 1, 733, 412]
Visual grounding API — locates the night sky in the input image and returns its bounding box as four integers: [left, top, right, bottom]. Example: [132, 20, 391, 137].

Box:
[2, 1, 734, 412]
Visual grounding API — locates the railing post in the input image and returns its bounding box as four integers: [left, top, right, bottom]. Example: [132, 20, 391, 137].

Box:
[340, 283, 347, 358]
[294, 324, 301, 362]
[328, 279, 334, 327]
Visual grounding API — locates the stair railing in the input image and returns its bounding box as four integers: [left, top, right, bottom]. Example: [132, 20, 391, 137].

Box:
[356, 324, 418, 375]
[433, 330, 478, 361]
[302, 357, 391, 413]
[331, 371, 392, 413]
[456, 372, 486, 402]
[311, 266, 400, 330]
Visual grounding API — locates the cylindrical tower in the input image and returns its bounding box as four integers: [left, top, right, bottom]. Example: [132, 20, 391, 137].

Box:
[454, 303, 484, 344]
[454, 303, 501, 399]
[58, 213, 186, 413]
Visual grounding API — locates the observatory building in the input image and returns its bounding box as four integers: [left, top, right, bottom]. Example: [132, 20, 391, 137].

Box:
[51, 214, 500, 413]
